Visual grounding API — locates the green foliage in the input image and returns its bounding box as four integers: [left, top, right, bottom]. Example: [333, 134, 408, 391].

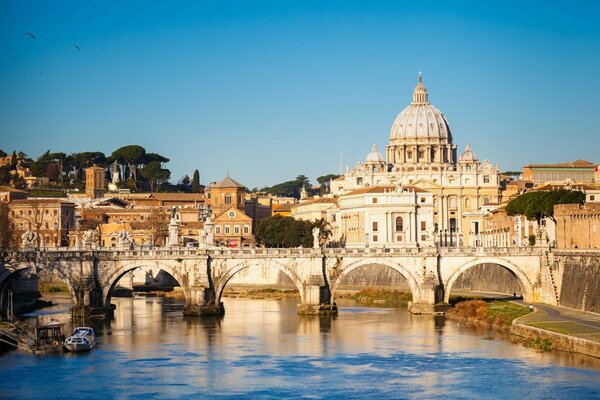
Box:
[140, 161, 171, 192]
[316, 174, 340, 185]
[529, 337, 552, 352]
[528, 234, 536, 246]
[181, 175, 191, 187]
[264, 175, 311, 199]
[506, 189, 585, 222]
[0, 149, 6, 157]
[0, 203, 16, 251]
[191, 169, 201, 193]
[255, 216, 332, 247]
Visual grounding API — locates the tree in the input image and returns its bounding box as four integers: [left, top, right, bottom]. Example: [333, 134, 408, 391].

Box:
[264, 175, 312, 199]
[0, 203, 16, 251]
[140, 161, 171, 192]
[0, 149, 6, 157]
[181, 175, 191, 187]
[506, 189, 585, 223]
[191, 170, 201, 193]
[30, 150, 53, 177]
[110, 145, 146, 190]
[255, 215, 314, 247]
[316, 174, 340, 185]
[146, 208, 169, 245]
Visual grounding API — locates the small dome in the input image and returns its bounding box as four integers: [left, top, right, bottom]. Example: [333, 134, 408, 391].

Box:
[390, 74, 452, 141]
[366, 144, 385, 164]
[459, 144, 478, 162]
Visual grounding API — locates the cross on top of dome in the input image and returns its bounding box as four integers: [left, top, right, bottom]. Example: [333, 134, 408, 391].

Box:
[412, 72, 429, 105]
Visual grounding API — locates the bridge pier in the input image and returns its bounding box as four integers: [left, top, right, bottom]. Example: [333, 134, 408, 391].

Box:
[296, 284, 338, 316]
[183, 287, 224, 316]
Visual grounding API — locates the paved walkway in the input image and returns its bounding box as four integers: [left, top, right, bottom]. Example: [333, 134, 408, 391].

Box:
[451, 291, 600, 343]
[517, 302, 600, 344]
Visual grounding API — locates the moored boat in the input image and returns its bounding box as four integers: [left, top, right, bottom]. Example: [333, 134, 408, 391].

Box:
[63, 327, 95, 352]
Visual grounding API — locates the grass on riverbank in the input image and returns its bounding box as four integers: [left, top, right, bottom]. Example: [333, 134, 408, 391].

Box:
[39, 281, 70, 294]
[337, 288, 412, 307]
[223, 288, 300, 300]
[447, 299, 529, 330]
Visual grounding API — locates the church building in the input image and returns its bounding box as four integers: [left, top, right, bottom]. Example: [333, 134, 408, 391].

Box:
[330, 75, 501, 245]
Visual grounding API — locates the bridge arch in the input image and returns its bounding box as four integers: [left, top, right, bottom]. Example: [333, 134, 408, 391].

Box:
[329, 259, 422, 303]
[444, 258, 534, 303]
[101, 262, 188, 307]
[214, 259, 305, 303]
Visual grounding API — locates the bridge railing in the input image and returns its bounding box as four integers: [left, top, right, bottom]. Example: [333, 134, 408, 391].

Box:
[7, 244, 549, 259]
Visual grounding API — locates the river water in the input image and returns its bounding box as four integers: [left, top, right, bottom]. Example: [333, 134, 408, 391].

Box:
[1, 295, 599, 399]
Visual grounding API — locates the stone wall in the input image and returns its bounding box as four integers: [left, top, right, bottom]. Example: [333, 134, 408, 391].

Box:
[557, 253, 600, 313]
[450, 263, 522, 295]
[337, 264, 410, 290]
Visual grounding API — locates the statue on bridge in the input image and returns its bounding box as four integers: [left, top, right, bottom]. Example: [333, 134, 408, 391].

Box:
[82, 229, 99, 246]
[117, 230, 133, 247]
[312, 227, 320, 249]
[21, 230, 37, 247]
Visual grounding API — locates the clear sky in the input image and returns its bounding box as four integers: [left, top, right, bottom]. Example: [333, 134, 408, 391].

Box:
[1, 1, 599, 188]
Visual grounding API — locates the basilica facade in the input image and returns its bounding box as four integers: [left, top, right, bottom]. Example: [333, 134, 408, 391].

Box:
[330, 75, 501, 246]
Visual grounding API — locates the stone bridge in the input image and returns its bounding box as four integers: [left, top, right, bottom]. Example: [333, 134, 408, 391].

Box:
[0, 246, 570, 317]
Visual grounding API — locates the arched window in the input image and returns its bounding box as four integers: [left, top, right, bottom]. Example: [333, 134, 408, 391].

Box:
[465, 198, 470, 208]
[224, 194, 232, 204]
[449, 196, 457, 208]
[395, 217, 404, 232]
[483, 197, 490, 205]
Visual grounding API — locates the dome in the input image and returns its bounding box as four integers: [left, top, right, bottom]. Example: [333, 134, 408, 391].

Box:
[365, 144, 385, 164]
[459, 144, 478, 162]
[390, 74, 452, 141]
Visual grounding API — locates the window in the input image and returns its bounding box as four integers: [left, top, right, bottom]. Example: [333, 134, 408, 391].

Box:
[483, 197, 490, 205]
[54, 210, 58, 215]
[419, 151, 424, 160]
[225, 225, 230, 234]
[45, 222, 49, 229]
[407, 151, 413, 160]
[243, 225, 249, 234]
[215, 226, 221, 234]
[484, 176, 490, 183]
[449, 196, 457, 208]
[395, 217, 403, 232]
[590, 195, 595, 201]
[225, 194, 232, 204]
[465, 198, 471, 208]
[372, 198, 377, 204]
[466, 165, 471, 171]
[234, 225, 240, 234]
[28, 210, 32, 216]
[45, 210, 49, 215]
[421, 221, 426, 231]
[373, 235, 378, 242]
[420, 197, 426, 203]
[372, 222, 378, 232]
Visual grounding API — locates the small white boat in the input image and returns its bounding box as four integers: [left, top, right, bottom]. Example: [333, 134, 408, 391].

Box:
[63, 327, 95, 352]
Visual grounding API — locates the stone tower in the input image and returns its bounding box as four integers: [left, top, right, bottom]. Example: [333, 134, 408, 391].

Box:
[85, 165, 106, 199]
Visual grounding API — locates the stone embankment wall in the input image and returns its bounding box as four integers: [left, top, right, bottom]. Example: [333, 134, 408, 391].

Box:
[511, 319, 600, 359]
[450, 263, 521, 295]
[337, 264, 410, 290]
[557, 253, 600, 313]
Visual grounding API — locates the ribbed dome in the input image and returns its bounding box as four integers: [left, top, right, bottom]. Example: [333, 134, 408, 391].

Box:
[365, 144, 384, 163]
[390, 74, 452, 141]
[459, 144, 477, 162]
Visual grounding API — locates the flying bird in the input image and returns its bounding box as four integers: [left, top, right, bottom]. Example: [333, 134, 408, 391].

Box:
[25, 32, 36, 39]
[72, 44, 80, 52]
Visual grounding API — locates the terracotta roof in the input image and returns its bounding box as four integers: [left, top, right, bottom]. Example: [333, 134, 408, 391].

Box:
[9, 198, 75, 206]
[149, 193, 205, 201]
[212, 176, 245, 188]
[273, 203, 295, 212]
[294, 198, 337, 206]
[523, 159, 596, 169]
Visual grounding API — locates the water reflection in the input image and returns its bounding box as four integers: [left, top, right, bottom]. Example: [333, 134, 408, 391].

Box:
[1, 295, 599, 399]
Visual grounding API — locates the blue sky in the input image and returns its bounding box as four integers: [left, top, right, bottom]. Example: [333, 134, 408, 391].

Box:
[1, 1, 599, 188]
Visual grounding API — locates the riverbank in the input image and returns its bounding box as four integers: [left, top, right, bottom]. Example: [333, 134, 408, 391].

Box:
[336, 288, 411, 307]
[511, 304, 600, 359]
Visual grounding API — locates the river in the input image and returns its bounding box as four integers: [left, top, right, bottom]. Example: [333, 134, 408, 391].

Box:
[1, 295, 599, 399]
